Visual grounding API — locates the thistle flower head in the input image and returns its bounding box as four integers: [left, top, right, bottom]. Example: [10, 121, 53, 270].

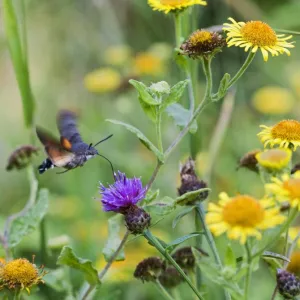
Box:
[99, 171, 146, 213]
[124, 205, 151, 234]
[277, 269, 300, 299]
[172, 247, 208, 270]
[159, 267, 182, 288]
[0, 258, 46, 293]
[134, 257, 165, 282]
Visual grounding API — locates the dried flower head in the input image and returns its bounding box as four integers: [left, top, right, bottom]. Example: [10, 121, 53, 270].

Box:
[258, 120, 300, 151]
[6, 145, 39, 171]
[223, 18, 294, 61]
[99, 171, 146, 213]
[178, 158, 208, 204]
[277, 269, 300, 299]
[266, 172, 300, 210]
[158, 267, 182, 288]
[148, 0, 207, 14]
[256, 148, 292, 171]
[0, 258, 46, 293]
[134, 257, 165, 282]
[206, 193, 285, 244]
[172, 247, 208, 270]
[124, 205, 151, 235]
[237, 149, 260, 173]
[180, 30, 226, 59]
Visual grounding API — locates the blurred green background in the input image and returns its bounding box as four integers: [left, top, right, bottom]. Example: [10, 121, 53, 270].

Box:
[1, 0, 300, 299]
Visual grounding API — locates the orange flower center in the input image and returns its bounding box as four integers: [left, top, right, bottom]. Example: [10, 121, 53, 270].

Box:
[259, 149, 289, 162]
[222, 195, 264, 227]
[160, 0, 187, 5]
[283, 178, 300, 199]
[271, 120, 300, 141]
[189, 31, 212, 46]
[241, 21, 277, 47]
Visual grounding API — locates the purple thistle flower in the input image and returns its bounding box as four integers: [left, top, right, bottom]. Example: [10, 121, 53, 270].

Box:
[99, 171, 147, 213]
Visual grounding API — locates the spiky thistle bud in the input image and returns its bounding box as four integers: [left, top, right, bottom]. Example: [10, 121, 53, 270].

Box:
[277, 269, 300, 299]
[134, 257, 165, 282]
[124, 205, 151, 235]
[158, 267, 182, 288]
[178, 157, 208, 204]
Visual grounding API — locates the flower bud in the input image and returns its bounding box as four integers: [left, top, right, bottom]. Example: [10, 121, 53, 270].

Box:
[134, 257, 165, 282]
[159, 267, 182, 288]
[6, 145, 39, 171]
[172, 247, 208, 270]
[149, 81, 170, 96]
[178, 158, 208, 203]
[277, 269, 300, 299]
[124, 205, 151, 235]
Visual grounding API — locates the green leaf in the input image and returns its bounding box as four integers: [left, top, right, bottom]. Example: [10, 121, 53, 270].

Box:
[263, 251, 290, 263]
[225, 244, 236, 269]
[107, 119, 164, 162]
[3, 0, 35, 127]
[166, 103, 197, 134]
[102, 215, 125, 262]
[129, 80, 159, 105]
[44, 268, 72, 292]
[144, 196, 175, 216]
[57, 246, 100, 285]
[138, 96, 157, 123]
[175, 188, 210, 206]
[8, 189, 49, 248]
[162, 80, 189, 109]
[141, 189, 160, 205]
[214, 73, 230, 101]
[193, 249, 243, 299]
[173, 49, 188, 71]
[172, 206, 195, 229]
[166, 232, 203, 252]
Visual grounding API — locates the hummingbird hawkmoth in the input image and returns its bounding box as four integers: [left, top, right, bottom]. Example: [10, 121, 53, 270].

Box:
[36, 110, 113, 174]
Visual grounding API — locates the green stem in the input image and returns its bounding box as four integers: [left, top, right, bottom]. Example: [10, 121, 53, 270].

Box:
[155, 280, 175, 300]
[156, 110, 163, 152]
[194, 210, 202, 290]
[144, 229, 204, 300]
[40, 218, 47, 263]
[244, 242, 253, 300]
[13, 290, 21, 300]
[202, 57, 213, 98]
[174, 13, 182, 47]
[227, 52, 256, 89]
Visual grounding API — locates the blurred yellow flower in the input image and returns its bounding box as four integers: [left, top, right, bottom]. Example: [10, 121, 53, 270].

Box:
[0, 258, 45, 293]
[195, 152, 209, 176]
[148, 43, 172, 61]
[148, 0, 207, 14]
[133, 52, 164, 77]
[258, 120, 300, 150]
[251, 86, 295, 115]
[104, 45, 132, 66]
[287, 250, 300, 276]
[266, 172, 300, 210]
[84, 68, 121, 93]
[256, 148, 292, 171]
[206, 192, 285, 244]
[289, 70, 300, 98]
[223, 18, 294, 61]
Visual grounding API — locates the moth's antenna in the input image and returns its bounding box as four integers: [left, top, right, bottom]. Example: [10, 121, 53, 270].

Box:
[94, 134, 113, 147]
[97, 154, 115, 178]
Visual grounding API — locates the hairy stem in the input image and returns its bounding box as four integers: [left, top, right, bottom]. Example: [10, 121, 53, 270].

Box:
[244, 242, 253, 300]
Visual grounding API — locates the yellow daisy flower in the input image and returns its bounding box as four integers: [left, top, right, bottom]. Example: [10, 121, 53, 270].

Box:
[258, 120, 300, 151]
[256, 148, 292, 171]
[266, 172, 300, 210]
[206, 192, 285, 244]
[133, 52, 164, 77]
[223, 18, 294, 61]
[148, 0, 207, 14]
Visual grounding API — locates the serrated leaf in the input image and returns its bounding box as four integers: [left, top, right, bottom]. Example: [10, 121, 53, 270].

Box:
[193, 250, 243, 299]
[175, 188, 210, 206]
[57, 246, 100, 285]
[172, 206, 195, 228]
[103, 215, 125, 262]
[138, 96, 157, 122]
[144, 196, 175, 217]
[107, 119, 164, 162]
[263, 251, 290, 263]
[8, 189, 49, 248]
[225, 244, 236, 269]
[162, 80, 189, 109]
[166, 103, 197, 134]
[129, 80, 159, 105]
[215, 73, 230, 101]
[165, 232, 203, 252]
